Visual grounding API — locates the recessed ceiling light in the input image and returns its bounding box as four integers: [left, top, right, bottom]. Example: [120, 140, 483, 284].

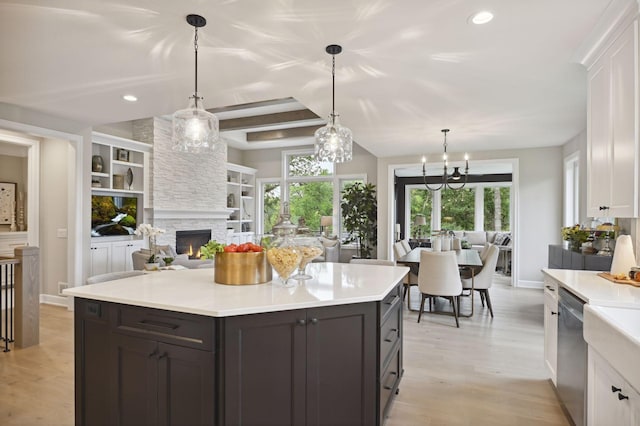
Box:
[122, 94, 138, 102]
[470, 11, 494, 25]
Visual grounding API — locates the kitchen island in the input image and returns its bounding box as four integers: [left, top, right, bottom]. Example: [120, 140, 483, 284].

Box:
[65, 262, 408, 426]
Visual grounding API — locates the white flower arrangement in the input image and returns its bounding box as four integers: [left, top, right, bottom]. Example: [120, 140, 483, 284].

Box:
[134, 223, 165, 238]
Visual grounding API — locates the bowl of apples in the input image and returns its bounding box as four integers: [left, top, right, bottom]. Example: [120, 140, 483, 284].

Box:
[201, 241, 272, 285]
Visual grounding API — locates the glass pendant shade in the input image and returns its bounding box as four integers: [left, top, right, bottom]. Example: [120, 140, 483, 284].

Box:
[172, 94, 219, 152]
[314, 114, 353, 163]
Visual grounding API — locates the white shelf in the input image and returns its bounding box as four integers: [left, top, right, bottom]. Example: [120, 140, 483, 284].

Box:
[113, 160, 143, 168]
[227, 162, 256, 239]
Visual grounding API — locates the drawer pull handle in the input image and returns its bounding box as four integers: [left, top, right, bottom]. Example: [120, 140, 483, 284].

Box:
[297, 319, 306, 326]
[310, 318, 318, 324]
[612, 386, 622, 393]
[158, 352, 168, 360]
[139, 320, 179, 331]
[551, 312, 558, 316]
[384, 328, 398, 343]
[618, 393, 629, 401]
[148, 349, 158, 359]
[383, 372, 398, 390]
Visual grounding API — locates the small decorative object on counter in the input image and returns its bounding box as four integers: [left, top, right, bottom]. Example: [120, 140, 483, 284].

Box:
[268, 202, 302, 287]
[144, 254, 160, 271]
[201, 240, 271, 285]
[91, 155, 103, 172]
[291, 236, 324, 280]
[561, 225, 590, 252]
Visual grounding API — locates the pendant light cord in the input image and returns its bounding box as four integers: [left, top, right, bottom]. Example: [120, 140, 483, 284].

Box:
[194, 26, 199, 108]
[331, 54, 336, 125]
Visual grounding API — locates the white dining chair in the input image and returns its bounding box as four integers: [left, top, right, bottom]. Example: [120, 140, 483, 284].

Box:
[462, 244, 499, 317]
[393, 241, 418, 310]
[417, 250, 463, 327]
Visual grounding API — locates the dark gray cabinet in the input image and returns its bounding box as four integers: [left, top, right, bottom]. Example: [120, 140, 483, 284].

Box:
[74, 282, 403, 426]
[548, 244, 612, 271]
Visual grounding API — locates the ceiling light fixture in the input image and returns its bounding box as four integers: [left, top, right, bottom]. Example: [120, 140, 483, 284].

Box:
[314, 44, 353, 163]
[422, 129, 469, 191]
[122, 94, 138, 102]
[172, 14, 220, 153]
[471, 11, 494, 25]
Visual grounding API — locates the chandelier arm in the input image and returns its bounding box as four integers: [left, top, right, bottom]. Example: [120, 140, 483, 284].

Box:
[422, 169, 445, 191]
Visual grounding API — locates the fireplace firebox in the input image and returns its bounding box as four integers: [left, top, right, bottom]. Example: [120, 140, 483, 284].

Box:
[176, 229, 212, 259]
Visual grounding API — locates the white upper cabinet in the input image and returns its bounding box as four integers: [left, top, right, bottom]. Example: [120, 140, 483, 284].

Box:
[586, 20, 638, 218]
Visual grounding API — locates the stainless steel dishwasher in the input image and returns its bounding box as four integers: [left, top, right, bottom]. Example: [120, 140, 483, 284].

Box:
[557, 287, 587, 426]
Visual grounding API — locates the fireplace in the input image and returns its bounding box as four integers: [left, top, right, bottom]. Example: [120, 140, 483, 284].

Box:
[176, 229, 212, 259]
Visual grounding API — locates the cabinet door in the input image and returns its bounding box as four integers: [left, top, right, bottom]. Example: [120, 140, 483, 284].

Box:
[589, 350, 629, 425]
[609, 22, 638, 217]
[157, 342, 215, 426]
[90, 242, 110, 276]
[110, 333, 158, 426]
[587, 56, 611, 217]
[110, 241, 130, 273]
[543, 291, 558, 385]
[223, 309, 307, 426]
[306, 303, 377, 426]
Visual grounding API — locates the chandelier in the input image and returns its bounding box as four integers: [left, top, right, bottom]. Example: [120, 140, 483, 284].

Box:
[422, 129, 469, 191]
[172, 14, 220, 153]
[314, 44, 353, 163]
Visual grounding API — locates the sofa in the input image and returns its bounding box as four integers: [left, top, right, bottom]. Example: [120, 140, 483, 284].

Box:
[451, 231, 512, 251]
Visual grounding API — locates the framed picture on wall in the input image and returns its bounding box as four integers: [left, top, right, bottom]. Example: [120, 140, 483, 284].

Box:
[117, 149, 130, 162]
[0, 182, 16, 225]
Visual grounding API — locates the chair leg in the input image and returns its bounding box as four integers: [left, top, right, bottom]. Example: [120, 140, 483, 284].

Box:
[418, 294, 427, 323]
[403, 284, 408, 301]
[483, 289, 494, 318]
[480, 291, 485, 307]
[451, 296, 459, 328]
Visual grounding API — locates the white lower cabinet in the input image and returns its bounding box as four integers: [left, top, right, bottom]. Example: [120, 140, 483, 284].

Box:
[588, 347, 640, 425]
[90, 240, 143, 276]
[543, 277, 559, 385]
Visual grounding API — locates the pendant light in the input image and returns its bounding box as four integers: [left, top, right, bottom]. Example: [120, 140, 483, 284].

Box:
[172, 14, 220, 153]
[314, 44, 353, 163]
[422, 129, 470, 191]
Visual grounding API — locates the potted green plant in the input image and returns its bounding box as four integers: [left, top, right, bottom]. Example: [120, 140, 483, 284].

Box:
[144, 253, 160, 271]
[341, 182, 377, 259]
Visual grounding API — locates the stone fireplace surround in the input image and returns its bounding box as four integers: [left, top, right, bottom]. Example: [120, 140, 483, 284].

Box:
[133, 118, 231, 250]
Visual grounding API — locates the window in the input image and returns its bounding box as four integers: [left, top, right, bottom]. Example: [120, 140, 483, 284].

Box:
[564, 153, 579, 226]
[483, 186, 511, 231]
[407, 183, 511, 233]
[257, 150, 365, 237]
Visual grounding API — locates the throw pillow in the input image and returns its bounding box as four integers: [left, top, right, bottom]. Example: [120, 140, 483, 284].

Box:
[493, 233, 506, 246]
[464, 231, 487, 246]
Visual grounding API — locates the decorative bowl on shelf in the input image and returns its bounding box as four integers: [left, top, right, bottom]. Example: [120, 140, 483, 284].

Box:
[214, 252, 272, 285]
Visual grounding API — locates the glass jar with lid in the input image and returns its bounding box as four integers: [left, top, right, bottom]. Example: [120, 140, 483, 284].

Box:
[292, 235, 324, 280]
[267, 202, 302, 287]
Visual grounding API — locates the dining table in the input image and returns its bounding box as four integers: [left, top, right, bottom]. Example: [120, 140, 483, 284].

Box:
[396, 248, 483, 317]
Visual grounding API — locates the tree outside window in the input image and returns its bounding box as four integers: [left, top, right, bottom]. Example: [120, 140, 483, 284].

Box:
[441, 188, 475, 231]
[484, 186, 510, 231]
[409, 188, 432, 238]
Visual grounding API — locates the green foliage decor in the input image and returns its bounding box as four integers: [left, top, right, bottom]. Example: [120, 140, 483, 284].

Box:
[341, 182, 377, 259]
[561, 225, 590, 251]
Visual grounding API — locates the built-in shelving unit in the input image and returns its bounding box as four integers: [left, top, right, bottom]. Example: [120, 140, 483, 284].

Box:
[226, 163, 256, 244]
[91, 132, 150, 194]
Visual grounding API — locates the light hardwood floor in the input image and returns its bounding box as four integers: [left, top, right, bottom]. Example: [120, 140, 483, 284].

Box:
[0, 276, 569, 425]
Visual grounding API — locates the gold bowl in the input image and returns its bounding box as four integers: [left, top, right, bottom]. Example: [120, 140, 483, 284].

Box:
[214, 252, 272, 285]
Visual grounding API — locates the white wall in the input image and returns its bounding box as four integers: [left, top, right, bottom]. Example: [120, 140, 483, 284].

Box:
[39, 138, 69, 296]
[378, 146, 563, 287]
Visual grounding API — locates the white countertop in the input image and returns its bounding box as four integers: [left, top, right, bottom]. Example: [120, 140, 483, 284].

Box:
[64, 263, 409, 317]
[542, 268, 640, 307]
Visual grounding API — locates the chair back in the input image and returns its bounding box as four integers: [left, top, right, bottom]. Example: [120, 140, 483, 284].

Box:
[87, 270, 144, 285]
[467, 244, 500, 290]
[393, 241, 408, 259]
[417, 251, 462, 297]
[479, 242, 491, 262]
[350, 258, 395, 266]
[132, 250, 150, 270]
[400, 239, 412, 254]
[452, 237, 461, 251]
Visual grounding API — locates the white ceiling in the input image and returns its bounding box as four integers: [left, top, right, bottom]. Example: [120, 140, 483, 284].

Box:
[0, 0, 615, 158]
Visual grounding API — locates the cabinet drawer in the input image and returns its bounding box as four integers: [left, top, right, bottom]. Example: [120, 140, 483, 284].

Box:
[380, 348, 401, 420]
[380, 283, 402, 321]
[75, 298, 109, 322]
[380, 299, 401, 370]
[112, 304, 215, 351]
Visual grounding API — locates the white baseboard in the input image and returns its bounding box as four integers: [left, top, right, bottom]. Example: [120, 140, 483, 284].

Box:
[40, 294, 68, 307]
[518, 279, 543, 289]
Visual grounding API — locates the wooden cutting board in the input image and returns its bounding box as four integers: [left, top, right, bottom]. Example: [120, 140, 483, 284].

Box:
[597, 272, 640, 287]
